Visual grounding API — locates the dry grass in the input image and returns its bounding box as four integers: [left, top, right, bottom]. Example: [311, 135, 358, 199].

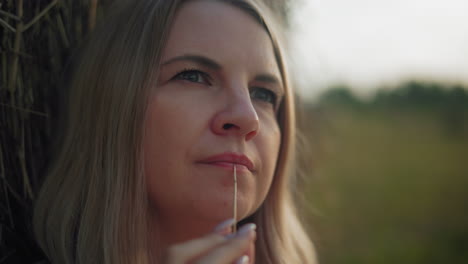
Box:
[0, 0, 114, 262]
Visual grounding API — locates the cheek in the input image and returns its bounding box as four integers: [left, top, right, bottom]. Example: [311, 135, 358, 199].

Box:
[143, 105, 168, 208]
[143, 91, 195, 163]
[262, 132, 280, 169]
[260, 111, 282, 174]
[255, 121, 281, 202]
[142, 93, 207, 212]
[143, 103, 173, 172]
[142, 100, 187, 209]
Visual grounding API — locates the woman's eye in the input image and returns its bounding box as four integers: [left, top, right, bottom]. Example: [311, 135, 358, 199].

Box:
[173, 70, 211, 85]
[250, 87, 277, 106]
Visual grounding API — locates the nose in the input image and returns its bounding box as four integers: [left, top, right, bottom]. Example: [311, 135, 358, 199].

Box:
[211, 88, 259, 141]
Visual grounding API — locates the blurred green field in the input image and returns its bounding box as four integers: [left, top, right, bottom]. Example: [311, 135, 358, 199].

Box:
[302, 105, 468, 264]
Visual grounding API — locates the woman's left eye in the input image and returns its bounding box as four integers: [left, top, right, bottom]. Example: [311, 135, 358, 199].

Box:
[250, 87, 277, 106]
[172, 69, 211, 85]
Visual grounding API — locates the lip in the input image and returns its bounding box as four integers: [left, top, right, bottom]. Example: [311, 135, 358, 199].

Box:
[197, 152, 255, 172]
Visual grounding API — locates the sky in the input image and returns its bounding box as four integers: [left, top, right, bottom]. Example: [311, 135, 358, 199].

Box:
[288, 0, 468, 99]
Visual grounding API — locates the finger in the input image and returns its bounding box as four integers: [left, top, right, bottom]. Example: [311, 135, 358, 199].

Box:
[213, 218, 236, 236]
[165, 219, 235, 262]
[165, 233, 225, 262]
[194, 223, 256, 264]
[231, 233, 256, 264]
[245, 239, 255, 264]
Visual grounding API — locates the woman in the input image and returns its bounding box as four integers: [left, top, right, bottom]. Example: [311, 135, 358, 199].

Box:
[33, 0, 317, 263]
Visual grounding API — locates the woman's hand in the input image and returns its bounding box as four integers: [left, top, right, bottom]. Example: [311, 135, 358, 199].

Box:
[162, 219, 256, 264]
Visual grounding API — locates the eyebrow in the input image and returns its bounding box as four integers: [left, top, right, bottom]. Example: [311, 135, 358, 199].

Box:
[161, 54, 222, 70]
[161, 54, 283, 86]
[254, 74, 281, 86]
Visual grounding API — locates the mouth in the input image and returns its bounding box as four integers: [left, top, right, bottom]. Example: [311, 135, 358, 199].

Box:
[197, 152, 255, 172]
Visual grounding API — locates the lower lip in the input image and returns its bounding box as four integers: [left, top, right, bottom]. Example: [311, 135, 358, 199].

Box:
[197, 162, 250, 172]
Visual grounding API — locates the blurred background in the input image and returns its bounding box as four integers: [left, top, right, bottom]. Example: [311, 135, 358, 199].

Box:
[288, 0, 468, 263]
[1, 0, 467, 263]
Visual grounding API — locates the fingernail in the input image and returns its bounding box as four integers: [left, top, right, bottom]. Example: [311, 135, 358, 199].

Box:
[213, 218, 236, 233]
[235, 255, 249, 264]
[236, 223, 256, 239]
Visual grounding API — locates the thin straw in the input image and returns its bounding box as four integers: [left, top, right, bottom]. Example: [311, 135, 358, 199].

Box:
[233, 165, 237, 233]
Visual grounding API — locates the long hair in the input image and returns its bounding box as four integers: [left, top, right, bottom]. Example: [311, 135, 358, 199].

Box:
[33, 0, 318, 263]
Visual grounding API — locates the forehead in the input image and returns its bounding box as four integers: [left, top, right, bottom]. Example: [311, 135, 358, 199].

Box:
[162, 0, 280, 77]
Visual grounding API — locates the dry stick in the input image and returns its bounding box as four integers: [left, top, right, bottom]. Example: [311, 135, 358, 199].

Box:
[3, 181, 19, 228]
[0, 142, 5, 179]
[0, 18, 15, 32]
[5, 48, 34, 59]
[8, 0, 23, 95]
[89, 0, 98, 31]
[0, 9, 21, 21]
[8, 0, 33, 200]
[22, 0, 58, 32]
[233, 165, 237, 233]
[4, 177, 24, 206]
[2, 31, 7, 85]
[19, 123, 34, 199]
[56, 12, 69, 48]
[0, 103, 48, 117]
[0, 145, 15, 227]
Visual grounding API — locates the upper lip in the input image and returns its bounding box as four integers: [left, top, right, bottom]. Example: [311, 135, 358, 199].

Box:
[197, 152, 255, 171]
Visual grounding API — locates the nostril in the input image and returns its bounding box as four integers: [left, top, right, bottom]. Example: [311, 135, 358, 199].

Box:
[245, 130, 257, 141]
[223, 123, 235, 130]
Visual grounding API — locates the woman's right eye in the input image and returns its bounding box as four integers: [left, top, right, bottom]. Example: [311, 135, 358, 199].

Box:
[172, 69, 211, 85]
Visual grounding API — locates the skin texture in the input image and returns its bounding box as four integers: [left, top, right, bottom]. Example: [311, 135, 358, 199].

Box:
[143, 0, 283, 261]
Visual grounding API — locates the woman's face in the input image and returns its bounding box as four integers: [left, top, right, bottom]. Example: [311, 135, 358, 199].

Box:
[144, 0, 283, 225]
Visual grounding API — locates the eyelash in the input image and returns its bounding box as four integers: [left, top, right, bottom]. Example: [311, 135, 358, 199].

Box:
[172, 68, 278, 106]
[250, 87, 278, 107]
[172, 68, 212, 85]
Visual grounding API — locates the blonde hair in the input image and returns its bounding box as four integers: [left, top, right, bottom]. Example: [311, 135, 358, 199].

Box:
[33, 0, 318, 263]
